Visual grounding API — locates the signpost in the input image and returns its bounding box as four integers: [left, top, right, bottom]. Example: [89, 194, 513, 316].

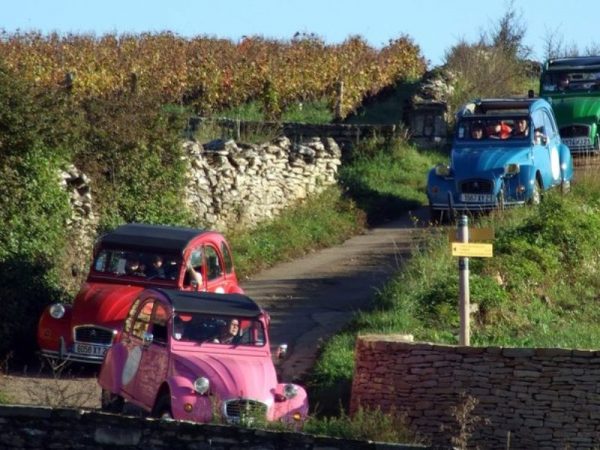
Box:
[450, 216, 494, 346]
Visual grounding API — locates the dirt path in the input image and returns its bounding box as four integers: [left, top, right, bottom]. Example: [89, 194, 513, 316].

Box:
[243, 207, 428, 382]
[0, 208, 428, 409]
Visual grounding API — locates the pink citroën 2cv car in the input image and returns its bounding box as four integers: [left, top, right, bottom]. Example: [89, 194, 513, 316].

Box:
[98, 288, 308, 425]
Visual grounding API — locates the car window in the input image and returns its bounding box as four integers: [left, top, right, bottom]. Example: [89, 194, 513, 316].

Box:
[457, 118, 527, 141]
[542, 111, 557, 140]
[92, 249, 180, 281]
[542, 71, 600, 92]
[532, 110, 545, 136]
[150, 302, 169, 345]
[205, 246, 223, 280]
[221, 242, 234, 274]
[123, 298, 142, 334]
[173, 312, 265, 346]
[184, 248, 203, 287]
[131, 300, 154, 340]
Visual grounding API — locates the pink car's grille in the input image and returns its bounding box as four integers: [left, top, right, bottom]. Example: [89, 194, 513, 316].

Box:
[74, 326, 114, 345]
[224, 400, 267, 420]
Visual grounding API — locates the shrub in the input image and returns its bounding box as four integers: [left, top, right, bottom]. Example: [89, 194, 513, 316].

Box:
[0, 64, 73, 359]
[75, 93, 194, 230]
[304, 405, 422, 444]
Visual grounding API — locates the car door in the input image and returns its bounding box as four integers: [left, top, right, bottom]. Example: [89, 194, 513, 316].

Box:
[532, 110, 557, 189]
[204, 245, 228, 294]
[120, 298, 154, 400]
[133, 300, 170, 407]
[542, 109, 562, 186]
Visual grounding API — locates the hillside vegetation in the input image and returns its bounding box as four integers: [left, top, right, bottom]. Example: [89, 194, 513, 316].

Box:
[0, 31, 425, 119]
[309, 174, 600, 412]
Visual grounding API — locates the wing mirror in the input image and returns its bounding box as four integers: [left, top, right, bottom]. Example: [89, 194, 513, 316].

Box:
[276, 343, 288, 359]
[535, 133, 548, 146]
[142, 331, 154, 346]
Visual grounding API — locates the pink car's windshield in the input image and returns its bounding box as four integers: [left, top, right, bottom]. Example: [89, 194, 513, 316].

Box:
[173, 312, 266, 346]
[92, 248, 181, 281]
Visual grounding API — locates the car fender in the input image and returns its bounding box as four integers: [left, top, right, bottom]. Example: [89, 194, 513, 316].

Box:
[271, 383, 309, 422]
[558, 143, 574, 181]
[426, 168, 455, 205]
[162, 375, 213, 421]
[37, 304, 72, 352]
[515, 164, 538, 195]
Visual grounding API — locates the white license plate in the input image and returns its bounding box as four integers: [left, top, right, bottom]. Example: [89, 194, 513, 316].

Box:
[74, 343, 107, 356]
[563, 137, 592, 147]
[460, 193, 494, 203]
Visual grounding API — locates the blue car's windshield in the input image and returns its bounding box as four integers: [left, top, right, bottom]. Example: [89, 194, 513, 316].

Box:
[456, 117, 530, 142]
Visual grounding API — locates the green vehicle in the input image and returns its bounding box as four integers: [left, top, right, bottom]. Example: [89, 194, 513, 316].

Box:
[540, 56, 600, 154]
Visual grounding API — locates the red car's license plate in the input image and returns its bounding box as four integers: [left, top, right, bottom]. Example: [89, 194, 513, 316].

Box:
[74, 343, 107, 356]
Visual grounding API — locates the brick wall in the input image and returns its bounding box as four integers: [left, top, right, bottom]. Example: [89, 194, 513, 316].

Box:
[351, 335, 600, 449]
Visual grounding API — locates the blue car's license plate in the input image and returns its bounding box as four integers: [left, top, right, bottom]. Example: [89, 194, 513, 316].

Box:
[460, 193, 494, 203]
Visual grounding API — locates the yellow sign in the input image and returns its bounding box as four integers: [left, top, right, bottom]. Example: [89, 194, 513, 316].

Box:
[451, 242, 493, 258]
[448, 227, 495, 242]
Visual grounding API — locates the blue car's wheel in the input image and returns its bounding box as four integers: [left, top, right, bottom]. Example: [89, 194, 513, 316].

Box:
[529, 179, 542, 205]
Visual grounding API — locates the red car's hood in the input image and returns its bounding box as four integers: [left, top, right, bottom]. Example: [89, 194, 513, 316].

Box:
[173, 349, 277, 401]
[71, 282, 144, 328]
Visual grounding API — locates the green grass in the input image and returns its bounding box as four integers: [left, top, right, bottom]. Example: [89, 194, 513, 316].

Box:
[308, 177, 600, 413]
[339, 139, 447, 224]
[228, 139, 444, 279]
[229, 187, 366, 279]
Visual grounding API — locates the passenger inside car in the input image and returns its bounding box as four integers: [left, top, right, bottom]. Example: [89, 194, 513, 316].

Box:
[512, 118, 529, 138]
[488, 120, 512, 139]
[470, 122, 485, 140]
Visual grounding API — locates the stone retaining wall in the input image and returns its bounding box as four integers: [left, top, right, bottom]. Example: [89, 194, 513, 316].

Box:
[61, 135, 342, 265]
[351, 335, 600, 449]
[183, 135, 341, 230]
[0, 405, 431, 450]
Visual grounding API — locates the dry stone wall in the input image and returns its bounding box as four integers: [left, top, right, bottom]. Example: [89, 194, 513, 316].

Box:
[0, 405, 431, 450]
[183, 136, 341, 230]
[60, 135, 341, 264]
[351, 335, 600, 449]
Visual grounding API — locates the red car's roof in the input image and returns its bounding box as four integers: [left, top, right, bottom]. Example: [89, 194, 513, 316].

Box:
[99, 223, 208, 253]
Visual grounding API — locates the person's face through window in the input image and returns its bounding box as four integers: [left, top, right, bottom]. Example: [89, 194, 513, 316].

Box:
[516, 119, 528, 134]
[471, 127, 483, 139]
[228, 319, 240, 336]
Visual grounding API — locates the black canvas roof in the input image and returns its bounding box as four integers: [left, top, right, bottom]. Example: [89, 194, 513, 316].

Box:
[156, 289, 262, 318]
[546, 56, 600, 70]
[99, 223, 206, 254]
[457, 98, 536, 119]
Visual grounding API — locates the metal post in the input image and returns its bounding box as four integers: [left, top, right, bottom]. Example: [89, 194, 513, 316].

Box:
[458, 215, 470, 346]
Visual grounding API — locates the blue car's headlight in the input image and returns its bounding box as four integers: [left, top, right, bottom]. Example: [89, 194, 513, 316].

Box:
[435, 164, 451, 177]
[504, 163, 520, 176]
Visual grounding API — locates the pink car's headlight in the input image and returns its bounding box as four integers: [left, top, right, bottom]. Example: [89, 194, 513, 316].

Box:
[193, 377, 210, 395]
[283, 383, 298, 399]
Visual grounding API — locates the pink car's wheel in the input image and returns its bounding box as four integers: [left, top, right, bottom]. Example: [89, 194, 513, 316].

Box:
[153, 394, 173, 419]
[101, 389, 124, 413]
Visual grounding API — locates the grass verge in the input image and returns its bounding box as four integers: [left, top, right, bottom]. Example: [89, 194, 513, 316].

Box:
[308, 176, 600, 416]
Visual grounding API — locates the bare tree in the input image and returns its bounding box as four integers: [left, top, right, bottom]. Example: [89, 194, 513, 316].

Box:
[542, 26, 580, 60]
[443, 1, 532, 112]
[488, 0, 531, 59]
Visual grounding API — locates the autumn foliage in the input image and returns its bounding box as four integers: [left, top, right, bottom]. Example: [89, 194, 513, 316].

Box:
[0, 30, 426, 118]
